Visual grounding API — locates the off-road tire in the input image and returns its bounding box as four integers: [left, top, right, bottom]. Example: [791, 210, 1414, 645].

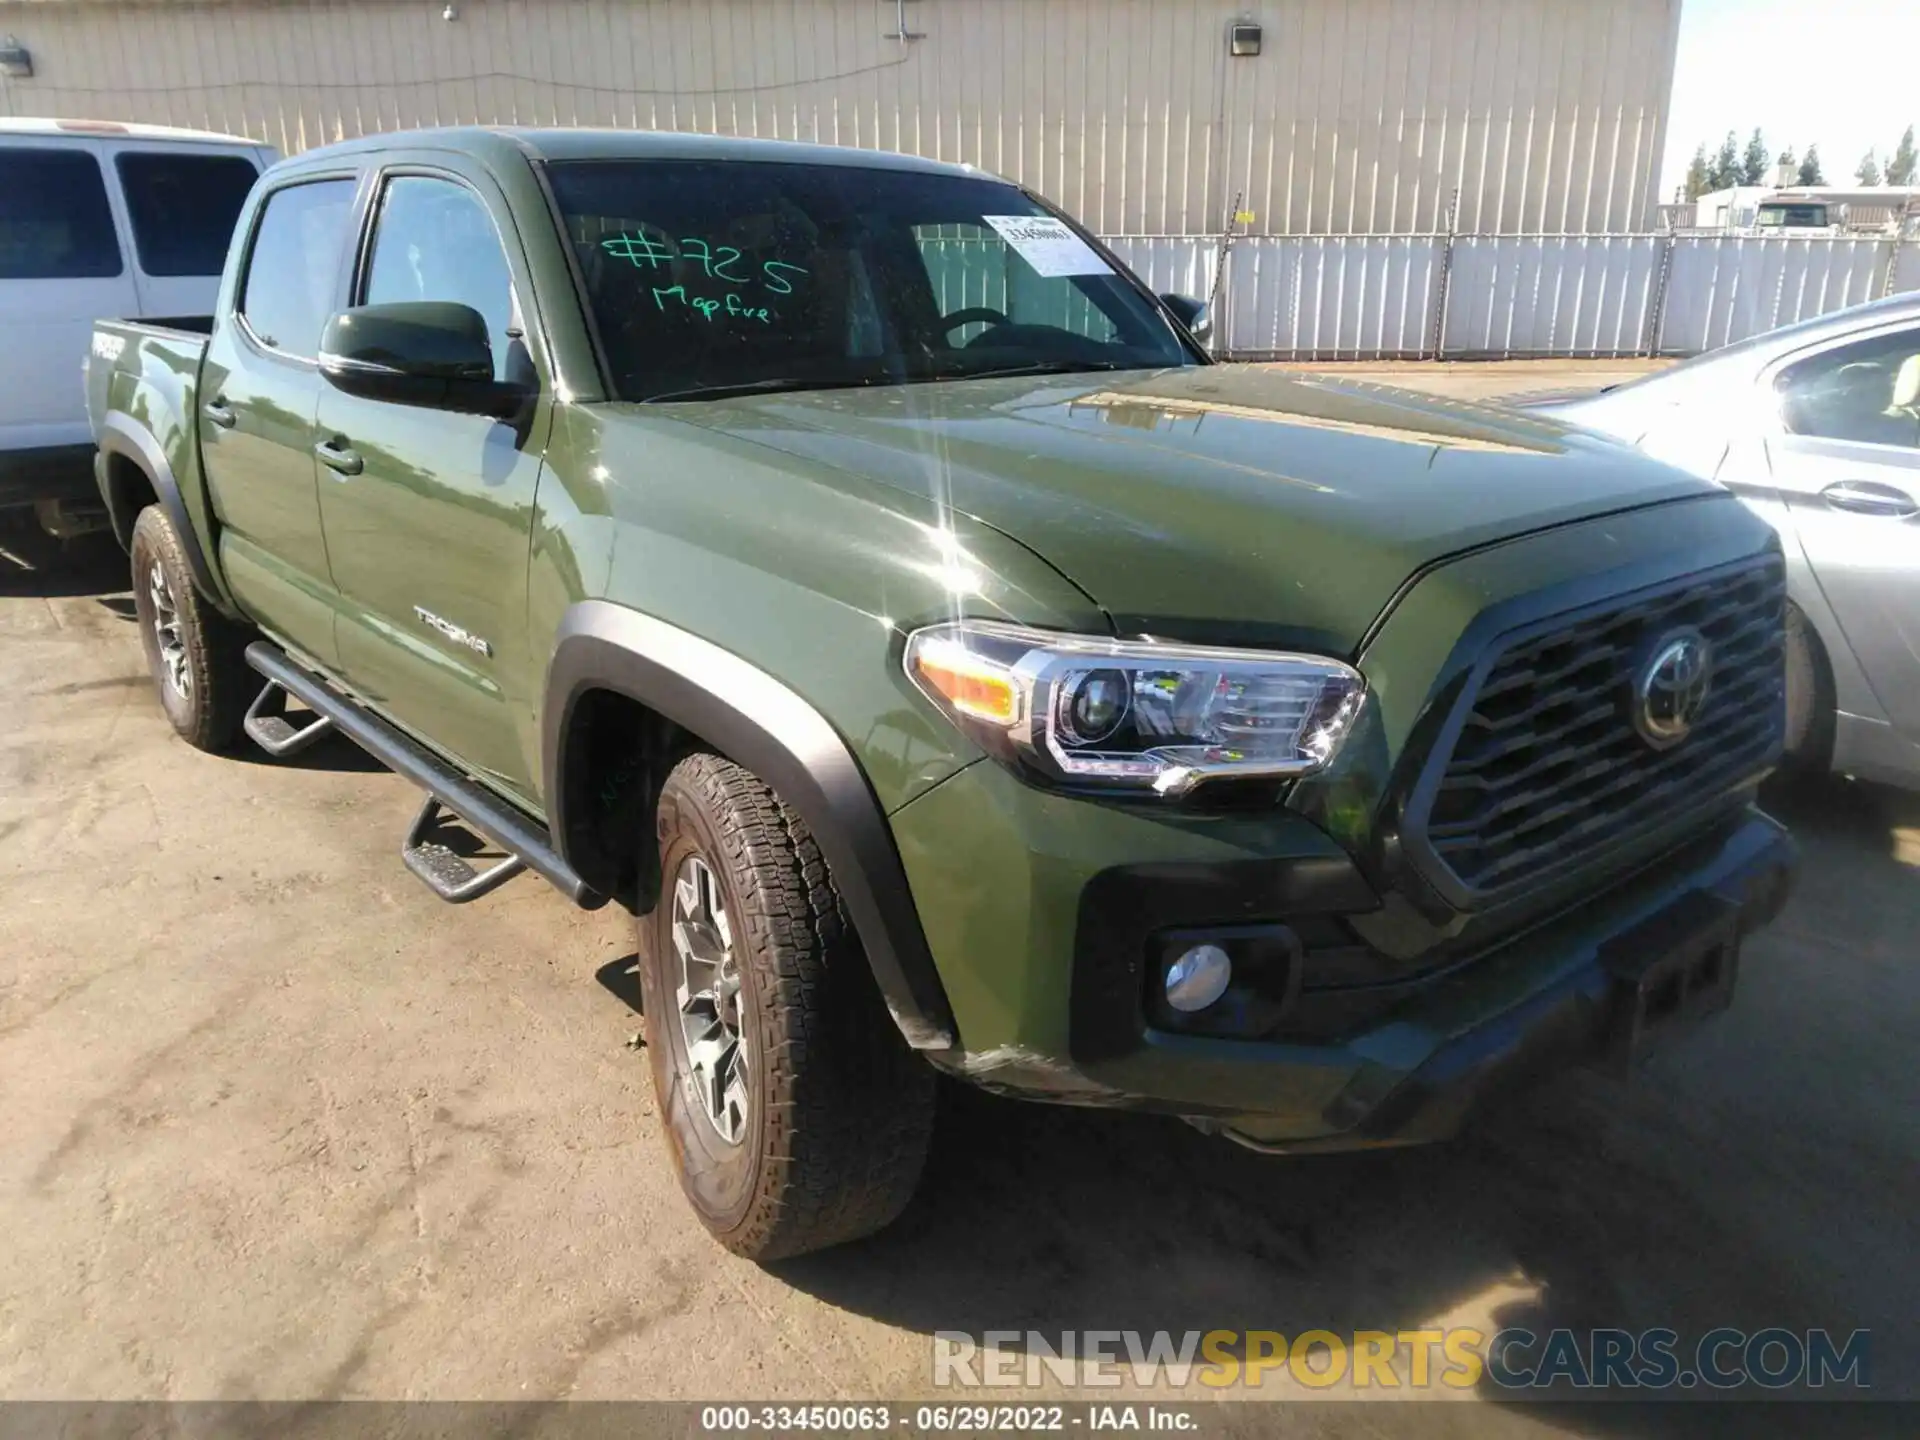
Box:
[638, 751, 936, 1260]
[129, 505, 251, 752]
[1782, 600, 1834, 772]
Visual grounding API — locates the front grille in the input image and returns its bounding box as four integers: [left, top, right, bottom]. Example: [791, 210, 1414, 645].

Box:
[1415, 555, 1785, 897]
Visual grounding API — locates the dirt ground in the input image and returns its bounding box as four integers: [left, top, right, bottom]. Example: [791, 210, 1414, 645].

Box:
[2, 363, 1913, 1431]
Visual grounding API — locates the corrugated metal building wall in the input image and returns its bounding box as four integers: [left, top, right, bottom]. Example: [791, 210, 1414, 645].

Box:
[0, 0, 1681, 236]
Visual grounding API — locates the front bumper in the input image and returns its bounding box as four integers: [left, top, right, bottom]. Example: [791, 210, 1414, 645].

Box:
[890, 761, 1795, 1149]
[1204, 813, 1795, 1150]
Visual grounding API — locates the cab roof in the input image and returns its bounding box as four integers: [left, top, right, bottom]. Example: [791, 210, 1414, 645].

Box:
[0, 116, 268, 146]
[291, 125, 988, 179]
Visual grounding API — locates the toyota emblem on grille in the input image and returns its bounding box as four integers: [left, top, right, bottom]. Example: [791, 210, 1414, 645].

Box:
[1632, 628, 1714, 750]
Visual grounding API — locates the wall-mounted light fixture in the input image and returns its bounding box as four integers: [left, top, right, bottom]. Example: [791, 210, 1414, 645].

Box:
[442, 4, 458, 20]
[0, 35, 33, 78]
[1228, 22, 1262, 57]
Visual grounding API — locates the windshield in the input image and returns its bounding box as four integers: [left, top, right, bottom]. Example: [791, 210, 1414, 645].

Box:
[1757, 204, 1827, 228]
[544, 159, 1198, 402]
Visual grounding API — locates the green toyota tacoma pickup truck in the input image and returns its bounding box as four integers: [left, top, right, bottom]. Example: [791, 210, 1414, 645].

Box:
[88, 127, 1797, 1260]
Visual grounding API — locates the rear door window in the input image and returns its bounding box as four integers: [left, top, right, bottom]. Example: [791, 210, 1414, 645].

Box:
[0, 147, 122, 279]
[237, 178, 358, 358]
[115, 151, 260, 276]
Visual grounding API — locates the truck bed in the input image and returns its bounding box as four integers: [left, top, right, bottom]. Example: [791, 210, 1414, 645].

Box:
[87, 314, 212, 407]
[93, 315, 214, 359]
[88, 316, 212, 377]
[127, 315, 216, 336]
[85, 317, 219, 569]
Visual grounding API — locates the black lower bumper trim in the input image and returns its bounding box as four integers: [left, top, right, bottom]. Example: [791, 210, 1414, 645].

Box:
[1320, 815, 1798, 1149]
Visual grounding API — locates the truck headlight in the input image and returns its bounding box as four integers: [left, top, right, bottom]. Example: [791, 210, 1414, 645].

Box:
[905, 620, 1366, 797]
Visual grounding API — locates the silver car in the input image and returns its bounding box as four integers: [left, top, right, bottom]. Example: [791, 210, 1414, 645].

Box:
[1523, 293, 1920, 790]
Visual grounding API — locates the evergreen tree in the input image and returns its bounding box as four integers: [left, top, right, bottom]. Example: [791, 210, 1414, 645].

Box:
[1684, 144, 1712, 201]
[1741, 128, 1770, 185]
[1798, 145, 1825, 186]
[1887, 126, 1917, 186]
[1858, 150, 1883, 186]
[1708, 131, 1743, 191]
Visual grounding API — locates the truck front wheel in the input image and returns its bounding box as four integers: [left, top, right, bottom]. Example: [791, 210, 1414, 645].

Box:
[128, 505, 250, 752]
[638, 752, 936, 1260]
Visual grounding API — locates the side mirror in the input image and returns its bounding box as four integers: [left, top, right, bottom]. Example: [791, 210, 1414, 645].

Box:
[1159, 293, 1212, 347]
[318, 301, 527, 418]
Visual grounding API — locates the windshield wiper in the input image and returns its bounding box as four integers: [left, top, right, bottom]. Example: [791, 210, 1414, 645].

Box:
[925, 360, 1145, 383]
[641, 376, 882, 404]
[641, 361, 1148, 404]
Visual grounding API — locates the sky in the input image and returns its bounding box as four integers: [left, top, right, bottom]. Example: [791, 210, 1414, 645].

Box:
[1661, 0, 1920, 195]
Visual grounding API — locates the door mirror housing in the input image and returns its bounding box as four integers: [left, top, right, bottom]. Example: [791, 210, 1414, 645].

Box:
[1159, 293, 1212, 347]
[318, 302, 528, 418]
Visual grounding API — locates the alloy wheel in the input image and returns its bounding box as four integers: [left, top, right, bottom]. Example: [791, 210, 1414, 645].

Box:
[671, 854, 750, 1145]
[148, 561, 190, 699]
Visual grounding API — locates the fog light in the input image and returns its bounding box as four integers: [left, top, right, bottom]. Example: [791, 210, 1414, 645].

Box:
[1165, 943, 1232, 1012]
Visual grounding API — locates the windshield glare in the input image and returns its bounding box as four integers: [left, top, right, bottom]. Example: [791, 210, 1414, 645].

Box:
[545, 159, 1197, 402]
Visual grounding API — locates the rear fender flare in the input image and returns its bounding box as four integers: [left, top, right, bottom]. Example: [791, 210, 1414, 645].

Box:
[95, 412, 230, 611]
[543, 600, 958, 1052]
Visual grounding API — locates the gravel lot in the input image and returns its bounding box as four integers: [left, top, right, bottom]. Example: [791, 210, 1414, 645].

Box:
[2, 363, 1913, 1431]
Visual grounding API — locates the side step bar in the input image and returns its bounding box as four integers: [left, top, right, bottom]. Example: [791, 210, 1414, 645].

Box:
[402, 794, 527, 903]
[244, 642, 605, 910]
[243, 679, 335, 757]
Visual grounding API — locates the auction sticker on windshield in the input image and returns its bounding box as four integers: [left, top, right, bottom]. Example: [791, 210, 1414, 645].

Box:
[982, 215, 1112, 277]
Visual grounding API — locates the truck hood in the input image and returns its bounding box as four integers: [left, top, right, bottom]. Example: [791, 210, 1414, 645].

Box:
[1502, 383, 1614, 410]
[644, 365, 1716, 653]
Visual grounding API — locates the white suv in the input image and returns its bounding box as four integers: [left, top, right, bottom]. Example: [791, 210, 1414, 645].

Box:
[1, 119, 275, 541]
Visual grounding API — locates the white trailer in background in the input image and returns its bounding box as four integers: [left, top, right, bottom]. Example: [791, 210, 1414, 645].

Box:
[1694, 185, 1920, 236]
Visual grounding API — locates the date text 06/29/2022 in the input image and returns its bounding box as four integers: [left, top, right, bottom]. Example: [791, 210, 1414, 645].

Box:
[700, 1405, 1197, 1431]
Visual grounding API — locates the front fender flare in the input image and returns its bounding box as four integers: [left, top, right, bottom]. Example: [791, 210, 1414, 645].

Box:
[543, 601, 958, 1052]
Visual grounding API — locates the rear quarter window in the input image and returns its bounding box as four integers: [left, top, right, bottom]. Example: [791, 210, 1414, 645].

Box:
[0, 147, 123, 279]
[115, 151, 260, 276]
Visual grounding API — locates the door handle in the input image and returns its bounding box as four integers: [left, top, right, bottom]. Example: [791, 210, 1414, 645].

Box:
[314, 437, 364, 477]
[202, 399, 236, 429]
[1821, 480, 1918, 518]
